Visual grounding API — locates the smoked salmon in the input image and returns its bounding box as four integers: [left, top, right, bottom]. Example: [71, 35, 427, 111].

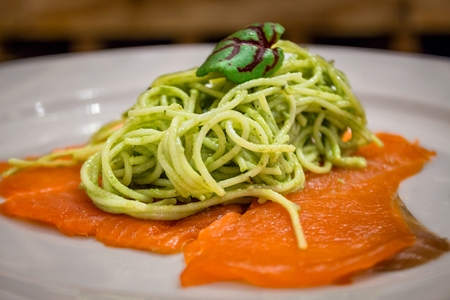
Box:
[0, 133, 447, 287]
[0, 162, 11, 174]
[180, 133, 442, 287]
[0, 165, 244, 254]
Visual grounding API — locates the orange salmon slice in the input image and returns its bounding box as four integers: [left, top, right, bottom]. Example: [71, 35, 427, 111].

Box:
[0, 166, 243, 254]
[0, 133, 440, 286]
[180, 133, 436, 287]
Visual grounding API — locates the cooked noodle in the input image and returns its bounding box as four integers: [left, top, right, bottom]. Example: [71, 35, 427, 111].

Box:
[6, 41, 380, 248]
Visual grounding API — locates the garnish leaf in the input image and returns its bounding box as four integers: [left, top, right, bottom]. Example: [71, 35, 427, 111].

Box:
[196, 22, 285, 84]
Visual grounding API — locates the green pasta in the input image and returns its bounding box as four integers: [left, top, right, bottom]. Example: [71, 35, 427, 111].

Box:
[80, 40, 379, 249]
[3, 118, 124, 177]
[4, 37, 380, 249]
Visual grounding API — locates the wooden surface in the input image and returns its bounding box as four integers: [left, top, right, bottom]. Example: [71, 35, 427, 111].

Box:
[0, 0, 449, 61]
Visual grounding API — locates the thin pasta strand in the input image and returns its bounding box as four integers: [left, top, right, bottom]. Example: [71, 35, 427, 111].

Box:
[6, 41, 377, 249]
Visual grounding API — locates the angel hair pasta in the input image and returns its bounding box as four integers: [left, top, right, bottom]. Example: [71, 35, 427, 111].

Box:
[4, 23, 380, 248]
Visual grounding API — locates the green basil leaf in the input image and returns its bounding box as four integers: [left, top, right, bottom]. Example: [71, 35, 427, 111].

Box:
[196, 22, 285, 84]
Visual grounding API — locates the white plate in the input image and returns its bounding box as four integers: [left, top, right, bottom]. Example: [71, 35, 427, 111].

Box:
[0, 45, 449, 300]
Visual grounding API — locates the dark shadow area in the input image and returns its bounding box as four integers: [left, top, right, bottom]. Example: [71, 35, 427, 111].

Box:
[3, 34, 449, 61]
[103, 38, 174, 49]
[2, 39, 71, 60]
[312, 35, 392, 51]
[421, 34, 450, 57]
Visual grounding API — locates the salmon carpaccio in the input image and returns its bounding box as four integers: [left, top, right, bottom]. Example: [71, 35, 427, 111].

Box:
[0, 133, 448, 287]
[0, 164, 244, 254]
[180, 133, 448, 287]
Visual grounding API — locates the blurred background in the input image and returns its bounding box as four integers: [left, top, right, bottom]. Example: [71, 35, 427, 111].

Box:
[0, 0, 449, 62]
